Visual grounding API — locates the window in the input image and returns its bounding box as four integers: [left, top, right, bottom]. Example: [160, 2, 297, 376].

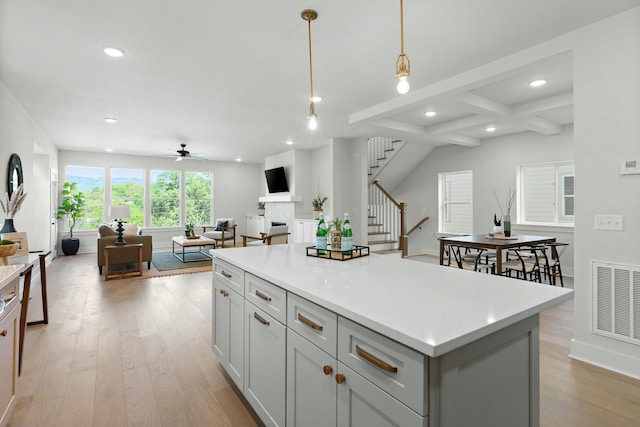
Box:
[185, 171, 212, 225]
[518, 162, 574, 226]
[438, 170, 473, 234]
[65, 166, 104, 230]
[111, 168, 144, 225]
[150, 170, 180, 227]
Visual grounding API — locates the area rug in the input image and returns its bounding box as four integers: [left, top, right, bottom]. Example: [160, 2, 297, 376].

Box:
[151, 250, 212, 271]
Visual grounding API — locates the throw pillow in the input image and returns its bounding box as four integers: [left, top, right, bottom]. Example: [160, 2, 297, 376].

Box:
[215, 220, 229, 231]
[98, 224, 117, 237]
[122, 222, 140, 236]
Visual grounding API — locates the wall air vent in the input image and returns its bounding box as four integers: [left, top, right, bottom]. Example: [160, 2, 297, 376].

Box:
[593, 261, 640, 345]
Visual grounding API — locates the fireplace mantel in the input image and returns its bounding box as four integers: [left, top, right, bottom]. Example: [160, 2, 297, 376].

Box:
[259, 195, 302, 203]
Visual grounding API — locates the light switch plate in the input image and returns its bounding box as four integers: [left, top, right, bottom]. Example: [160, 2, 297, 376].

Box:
[594, 214, 624, 231]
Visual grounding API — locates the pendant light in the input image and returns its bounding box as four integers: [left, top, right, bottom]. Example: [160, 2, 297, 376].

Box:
[395, 0, 410, 94]
[302, 9, 318, 130]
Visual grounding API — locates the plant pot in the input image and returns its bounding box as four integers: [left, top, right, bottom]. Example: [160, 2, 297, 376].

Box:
[61, 238, 80, 256]
[313, 209, 323, 220]
[0, 218, 17, 234]
[330, 230, 341, 249]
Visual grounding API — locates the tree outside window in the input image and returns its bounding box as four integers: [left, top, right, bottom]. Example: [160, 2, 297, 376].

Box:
[111, 168, 144, 225]
[185, 171, 212, 225]
[65, 166, 104, 230]
[151, 170, 180, 226]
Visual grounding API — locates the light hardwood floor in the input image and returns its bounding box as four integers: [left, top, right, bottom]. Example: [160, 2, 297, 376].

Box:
[8, 253, 640, 427]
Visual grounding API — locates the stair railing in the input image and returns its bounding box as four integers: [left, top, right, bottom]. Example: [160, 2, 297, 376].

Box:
[369, 180, 407, 256]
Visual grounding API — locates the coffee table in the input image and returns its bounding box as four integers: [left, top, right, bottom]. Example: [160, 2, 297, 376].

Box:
[172, 236, 216, 262]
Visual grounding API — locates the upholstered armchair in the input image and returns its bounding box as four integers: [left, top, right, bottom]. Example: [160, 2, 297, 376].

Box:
[203, 218, 237, 247]
[96, 223, 153, 274]
[241, 225, 289, 247]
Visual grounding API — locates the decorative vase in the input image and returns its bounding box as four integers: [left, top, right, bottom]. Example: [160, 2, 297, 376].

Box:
[503, 214, 511, 237]
[330, 229, 341, 249]
[313, 209, 323, 220]
[0, 218, 17, 234]
[492, 225, 503, 235]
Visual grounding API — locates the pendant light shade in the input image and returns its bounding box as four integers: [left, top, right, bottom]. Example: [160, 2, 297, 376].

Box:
[395, 0, 411, 94]
[302, 9, 318, 130]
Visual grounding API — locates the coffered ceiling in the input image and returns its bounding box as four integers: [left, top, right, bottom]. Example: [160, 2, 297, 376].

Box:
[1, 0, 639, 163]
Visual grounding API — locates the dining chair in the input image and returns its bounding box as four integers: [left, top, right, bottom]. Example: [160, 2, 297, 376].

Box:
[451, 246, 495, 273]
[501, 245, 548, 282]
[538, 242, 569, 286]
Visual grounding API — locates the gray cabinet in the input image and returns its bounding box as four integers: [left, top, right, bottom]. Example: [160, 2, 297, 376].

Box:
[212, 279, 244, 390]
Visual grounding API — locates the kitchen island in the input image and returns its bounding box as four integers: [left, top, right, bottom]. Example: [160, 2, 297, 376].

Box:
[211, 243, 572, 427]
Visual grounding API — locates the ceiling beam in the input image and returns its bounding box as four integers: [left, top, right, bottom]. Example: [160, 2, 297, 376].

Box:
[516, 116, 562, 134]
[424, 115, 491, 136]
[455, 93, 511, 116]
[512, 92, 573, 117]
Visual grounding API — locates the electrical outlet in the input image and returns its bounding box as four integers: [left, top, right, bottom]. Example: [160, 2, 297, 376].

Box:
[594, 214, 624, 231]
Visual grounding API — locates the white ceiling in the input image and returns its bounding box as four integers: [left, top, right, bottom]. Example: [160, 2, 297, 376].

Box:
[1, 0, 639, 163]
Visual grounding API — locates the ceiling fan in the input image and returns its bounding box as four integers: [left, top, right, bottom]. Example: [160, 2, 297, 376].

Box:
[172, 143, 207, 161]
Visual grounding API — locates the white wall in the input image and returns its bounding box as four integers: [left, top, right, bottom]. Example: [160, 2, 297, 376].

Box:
[0, 82, 59, 254]
[570, 8, 640, 379]
[58, 150, 261, 252]
[394, 126, 575, 274]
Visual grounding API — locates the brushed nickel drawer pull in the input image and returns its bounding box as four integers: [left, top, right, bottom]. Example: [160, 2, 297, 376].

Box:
[355, 345, 398, 373]
[298, 313, 323, 331]
[221, 271, 232, 279]
[255, 290, 272, 302]
[0, 329, 7, 337]
[254, 312, 270, 326]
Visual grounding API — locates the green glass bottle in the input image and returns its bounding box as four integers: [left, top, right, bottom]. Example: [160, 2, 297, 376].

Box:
[341, 213, 353, 254]
[316, 214, 327, 254]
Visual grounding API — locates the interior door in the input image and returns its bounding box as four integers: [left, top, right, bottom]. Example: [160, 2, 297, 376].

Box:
[50, 169, 58, 256]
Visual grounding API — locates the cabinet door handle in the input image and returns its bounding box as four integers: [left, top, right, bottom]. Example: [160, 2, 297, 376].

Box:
[2, 293, 16, 304]
[255, 290, 272, 302]
[0, 329, 7, 337]
[335, 373, 345, 384]
[323, 365, 333, 375]
[219, 289, 229, 297]
[221, 271, 232, 279]
[297, 313, 323, 331]
[355, 345, 398, 373]
[254, 312, 270, 326]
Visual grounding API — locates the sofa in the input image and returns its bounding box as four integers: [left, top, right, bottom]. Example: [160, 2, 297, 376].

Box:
[97, 223, 153, 274]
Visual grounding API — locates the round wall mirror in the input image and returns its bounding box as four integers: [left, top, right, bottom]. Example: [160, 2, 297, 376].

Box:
[7, 154, 23, 198]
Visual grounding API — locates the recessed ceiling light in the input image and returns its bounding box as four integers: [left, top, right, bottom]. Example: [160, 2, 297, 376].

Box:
[105, 148, 113, 153]
[486, 126, 496, 132]
[236, 157, 242, 162]
[529, 79, 546, 87]
[311, 96, 322, 103]
[286, 140, 294, 145]
[424, 111, 436, 117]
[103, 47, 124, 58]
[104, 117, 118, 124]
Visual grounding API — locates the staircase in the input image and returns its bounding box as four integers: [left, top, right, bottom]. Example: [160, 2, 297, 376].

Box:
[366, 137, 432, 255]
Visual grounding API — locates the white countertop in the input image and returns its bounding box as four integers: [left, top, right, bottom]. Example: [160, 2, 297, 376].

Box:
[211, 244, 572, 357]
[0, 264, 24, 289]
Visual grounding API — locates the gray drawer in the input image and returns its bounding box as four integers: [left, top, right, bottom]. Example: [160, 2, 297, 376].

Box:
[245, 273, 287, 325]
[338, 317, 428, 416]
[288, 293, 337, 357]
[213, 258, 244, 296]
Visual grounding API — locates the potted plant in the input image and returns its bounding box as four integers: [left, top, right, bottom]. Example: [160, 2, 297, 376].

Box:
[0, 183, 27, 233]
[312, 190, 327, 220]
[56, 181, 86, 255]
[328, 217, 342, 249]
[185, 222, 196, 238]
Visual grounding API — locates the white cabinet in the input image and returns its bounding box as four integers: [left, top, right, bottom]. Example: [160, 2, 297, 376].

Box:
[244, 301, 286, 427]
[212, 279, 244, 390]
[293, 219, 318, 243]
[247, 215, 266, 237]
[336, 363, 425, 427]
[0, 276, 20, 427]
[287, 329, 337, 427]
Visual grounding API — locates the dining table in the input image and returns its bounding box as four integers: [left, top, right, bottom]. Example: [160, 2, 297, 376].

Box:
[439, 234, 556, 275]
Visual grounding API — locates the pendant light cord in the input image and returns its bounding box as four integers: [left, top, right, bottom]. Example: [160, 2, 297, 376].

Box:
[399, 0, 405, 55]
[307, 18, 314, 102]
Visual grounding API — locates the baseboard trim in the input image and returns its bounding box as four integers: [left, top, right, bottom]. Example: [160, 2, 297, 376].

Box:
[570, 338, 640, 380]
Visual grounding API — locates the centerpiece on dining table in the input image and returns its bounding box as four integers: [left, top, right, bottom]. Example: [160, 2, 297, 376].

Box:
[493, 188, 515, 237]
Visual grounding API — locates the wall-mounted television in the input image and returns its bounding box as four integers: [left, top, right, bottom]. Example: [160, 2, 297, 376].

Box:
[265, 166, 289, 193]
